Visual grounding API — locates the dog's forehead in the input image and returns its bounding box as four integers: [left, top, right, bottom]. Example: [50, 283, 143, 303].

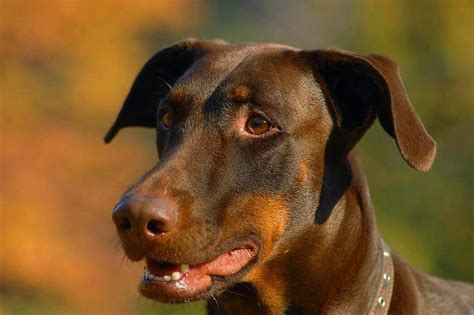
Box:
[167, 44, 309, 109]
[168, 46, 251, 104]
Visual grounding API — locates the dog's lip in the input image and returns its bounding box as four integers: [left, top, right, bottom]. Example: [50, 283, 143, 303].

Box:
[138, 242, 258, 302]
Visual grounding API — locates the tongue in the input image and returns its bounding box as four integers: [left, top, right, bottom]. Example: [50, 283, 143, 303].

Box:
[146, 247, 255, 278]
[199, 247, 254, 276]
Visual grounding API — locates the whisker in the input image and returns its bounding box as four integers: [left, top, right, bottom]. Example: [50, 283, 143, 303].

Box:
[113, 240, 123, 256]
[157, 76, 173, 90]
[226, 288, 252, 300]
[121, 253, 133, 269]
[211, 294, 221, 315]
[158, 71, 178, 84]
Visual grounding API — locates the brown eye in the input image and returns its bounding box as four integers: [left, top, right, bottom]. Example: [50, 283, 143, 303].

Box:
[245, 115, 272, 135]
[160, 108, 173, 129]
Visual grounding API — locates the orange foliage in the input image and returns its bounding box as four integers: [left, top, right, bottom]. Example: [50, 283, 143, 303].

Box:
[0, 0, 205, 313]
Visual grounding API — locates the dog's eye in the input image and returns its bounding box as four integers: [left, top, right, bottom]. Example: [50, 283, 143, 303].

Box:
[245, 115, 272, 135]
[159, 108, 173, 129]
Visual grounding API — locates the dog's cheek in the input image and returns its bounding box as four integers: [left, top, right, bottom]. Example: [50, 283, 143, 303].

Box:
[246, 195, 288, 257]
[221, 194, 288, 253]
[222, 195, 289, 311]
[296, 161, 310, 183]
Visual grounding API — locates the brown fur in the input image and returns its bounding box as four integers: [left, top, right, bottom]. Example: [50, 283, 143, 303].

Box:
[106, 39, 474, 314]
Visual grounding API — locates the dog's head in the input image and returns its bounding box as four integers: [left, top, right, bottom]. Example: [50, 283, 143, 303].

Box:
[106, 39, 435, 302]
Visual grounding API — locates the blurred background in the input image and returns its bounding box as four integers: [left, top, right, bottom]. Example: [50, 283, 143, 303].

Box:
[0, 0, 472, 314]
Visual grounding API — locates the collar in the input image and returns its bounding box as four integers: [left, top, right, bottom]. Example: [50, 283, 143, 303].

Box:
[367, 239, 394, 315]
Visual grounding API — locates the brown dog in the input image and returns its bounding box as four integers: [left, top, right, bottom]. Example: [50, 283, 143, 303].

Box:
[105, 39, 473, 314]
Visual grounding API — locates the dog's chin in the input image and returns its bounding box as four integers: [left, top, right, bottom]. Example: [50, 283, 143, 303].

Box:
[138, 243, 258, 303]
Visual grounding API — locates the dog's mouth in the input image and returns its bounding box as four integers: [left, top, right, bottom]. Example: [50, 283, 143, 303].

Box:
[138, 243, 258, 302]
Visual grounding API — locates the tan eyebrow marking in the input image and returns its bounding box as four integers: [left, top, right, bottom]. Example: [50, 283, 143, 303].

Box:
[168, 86, 187, 103]
[231, 84, 252, 102]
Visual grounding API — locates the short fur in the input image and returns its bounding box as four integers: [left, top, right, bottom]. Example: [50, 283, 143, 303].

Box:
[106, 39, 473, 314]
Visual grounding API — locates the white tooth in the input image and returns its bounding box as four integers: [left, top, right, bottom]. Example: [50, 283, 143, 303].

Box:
[181, 264, 190, 273]
[163, 275, 171, 282]
[144, 271, 158, 281]
[157, 276, 164, 281]
[171, 271, 181, 280]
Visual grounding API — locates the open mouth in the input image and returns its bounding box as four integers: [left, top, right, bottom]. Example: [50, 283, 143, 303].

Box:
[139, 243, 258, 302]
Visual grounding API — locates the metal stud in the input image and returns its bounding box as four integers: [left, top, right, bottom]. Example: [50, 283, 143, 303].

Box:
[383, 273, 391, 282]
[378, 297, 386, 307]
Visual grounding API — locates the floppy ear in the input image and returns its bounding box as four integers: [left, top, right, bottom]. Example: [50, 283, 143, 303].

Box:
[305, 49, 436, 171]
[104, 39, 227, 143]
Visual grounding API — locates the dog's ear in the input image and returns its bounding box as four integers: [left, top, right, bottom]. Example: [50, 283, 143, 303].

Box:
[104, 39, 227, 143]
[305, 49, 436, 171]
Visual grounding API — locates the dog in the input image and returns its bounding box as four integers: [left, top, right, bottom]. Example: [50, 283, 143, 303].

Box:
[105, 39, 473, 314]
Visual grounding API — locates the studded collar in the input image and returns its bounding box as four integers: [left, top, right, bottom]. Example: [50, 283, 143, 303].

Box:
[367, 239, 394, 315]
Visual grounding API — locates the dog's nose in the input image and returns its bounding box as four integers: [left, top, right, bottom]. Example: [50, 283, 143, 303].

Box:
[112, 194, 178, 239]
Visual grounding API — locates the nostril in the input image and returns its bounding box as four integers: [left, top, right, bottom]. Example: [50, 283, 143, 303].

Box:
[146, 220, 165, 235]
[115, 215, 132, 232]
[112, 199, 134, 232]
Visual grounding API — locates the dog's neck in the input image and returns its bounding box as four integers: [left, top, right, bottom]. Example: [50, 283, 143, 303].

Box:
[212, 153, 385, 314]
